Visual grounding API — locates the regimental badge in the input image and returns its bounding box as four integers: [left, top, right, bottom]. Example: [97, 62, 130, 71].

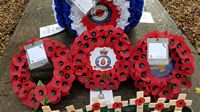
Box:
[90, 47, 117, 71]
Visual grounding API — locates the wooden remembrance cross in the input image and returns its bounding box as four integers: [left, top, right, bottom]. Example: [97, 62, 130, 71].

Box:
[42, 106, 60, 112]
[169, 94, 192, 112]
[149, 98, 170, 112]
[66, 105, 83, 112]
[107, 96, 128, 112]
[85, 97, 107, 112]
[129, 91, 151, 112]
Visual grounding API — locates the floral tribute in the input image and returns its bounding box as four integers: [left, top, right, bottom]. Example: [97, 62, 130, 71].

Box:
[53, 0, 144, 35]
[9, 38, 75, 109]
[71, 25, 133, 90]
[130, 31, 194, 99]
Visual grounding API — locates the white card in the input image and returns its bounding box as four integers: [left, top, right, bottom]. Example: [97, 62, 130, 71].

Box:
[71, 0, 96, 14]
[27, 44, 48, 64]
[40, 24, 65, 38]
[147, 38, 169, 65]
[140, 12, 155, 23]
[148, 43, 167, 59]
[90, 90, 114, 104]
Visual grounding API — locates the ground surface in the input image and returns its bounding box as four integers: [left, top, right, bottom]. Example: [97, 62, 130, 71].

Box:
[0, 0, 28, 54]
[159, 0, 200, 54]
[0, 0, 200, 112]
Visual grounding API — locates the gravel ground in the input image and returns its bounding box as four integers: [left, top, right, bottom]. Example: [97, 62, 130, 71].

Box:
[159, 0, 200, 54]
[0, 0, 28, 55]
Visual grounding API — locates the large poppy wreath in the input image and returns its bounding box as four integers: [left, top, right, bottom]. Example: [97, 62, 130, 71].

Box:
[71, 25, 132, 90]
[130, 31, 194, 99]
[53, 0, 144, 36]
[9, 38, 75, 109]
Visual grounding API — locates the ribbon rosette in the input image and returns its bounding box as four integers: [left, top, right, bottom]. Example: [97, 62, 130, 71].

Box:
[131, 31, 194, 99]
[53, 0, 144, 36]
[71, 25, 132, 90]
[9, 38, 75, 109]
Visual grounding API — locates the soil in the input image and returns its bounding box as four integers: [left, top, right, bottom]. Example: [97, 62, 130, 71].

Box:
[0, 0, 28, 55]
[159, 0, 200, 54]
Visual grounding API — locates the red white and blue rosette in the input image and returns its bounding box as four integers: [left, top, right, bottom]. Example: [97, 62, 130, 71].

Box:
[9, 38, 75, 109]
[71, 25, 133, 90]
[53, 0, 144, 36]
[130, 31, 194, 99]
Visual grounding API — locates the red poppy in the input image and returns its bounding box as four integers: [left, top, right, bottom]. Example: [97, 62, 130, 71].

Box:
[176, 99, 186, 108]
[170, 79, 182, 94]
[18, 86, 29, 99]
[34, 85, 47, 102]
[159, 87, 174, 100]
[47, 86, 61, 104]
[180, 78, 192, 92]
[60, 80, 72, 96]
[113, 102, 123, 109]
[22, 93, 40, 109]
[135, 97, 145, 106]
[155, 103, 164, 111]
[12, 81, 23, 94]
[52, 56, 68, 70]
[92, 102, 101, 111]
[85, 77, 98, 90]
[12, 54, 26, 67]
[43, 40, 56, 58]
[55, 47, 71, 58]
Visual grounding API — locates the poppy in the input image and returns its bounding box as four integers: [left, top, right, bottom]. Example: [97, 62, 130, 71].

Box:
[159, 87, 174, 100]
[113, 102, 123, 109]
[135, 97, 145, 106]
[180, 78, 192, 92]
[47, 86, 61, 104]
[43, 40, 56, 58]
[52, 56, 68, 70]
[155, 103, 164, 111]
[22, 93, 40, 109]
[170, 79, 182, 94]
[12, 81, 23, 94]
[34, 85, 47, 102]
[176, 99, 186, 108]
[92, 103, 101, 111]
[12, 54, 26, 67]
[18, 86, 29, 99]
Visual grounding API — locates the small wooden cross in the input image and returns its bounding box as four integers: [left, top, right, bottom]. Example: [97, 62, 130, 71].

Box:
[169, 94, 192, 111]
[66, 105, 83, 112]
[85, 97, 107, 112]
[107, 96, 128, 112]
[129, 91, 151, 112]
[42, 106, 60, 112]
[149, 98, 170, 112]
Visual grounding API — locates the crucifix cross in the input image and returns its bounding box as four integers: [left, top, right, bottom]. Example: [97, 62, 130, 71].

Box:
[85, 97, 106, 112]
[129, 91, 151, 112]
[42, 106, 60, 112]
[169, 94, 192, 112]
[107, 96, 128, 112]
[66, 105, 83, 112]
[149, 98, 170, 112]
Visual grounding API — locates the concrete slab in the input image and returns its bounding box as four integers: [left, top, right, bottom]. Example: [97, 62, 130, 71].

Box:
[0, 0, 199, 111]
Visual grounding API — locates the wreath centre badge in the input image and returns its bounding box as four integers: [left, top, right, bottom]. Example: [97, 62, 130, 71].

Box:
[90, 47, 117, 71]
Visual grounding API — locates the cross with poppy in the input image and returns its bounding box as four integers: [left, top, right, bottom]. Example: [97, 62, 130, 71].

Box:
[129, 91, 151, 112]
[42, 106, 60, 112]
[149, 98, 170, 112]
[66, 105, 83, 112]
[85, 97, 107, 112]
[169, 94, 192, 111]
[107, 96, 128, 112]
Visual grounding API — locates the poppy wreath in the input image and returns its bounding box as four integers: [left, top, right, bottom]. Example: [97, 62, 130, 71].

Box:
[52, 0, 144, 36]
[130, 31, 194, 100]
[71, 25, 133, 90]
[9, 38, 75, 109]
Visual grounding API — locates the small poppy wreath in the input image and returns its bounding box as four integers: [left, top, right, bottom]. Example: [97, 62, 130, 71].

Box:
[130, 31, 194, 99]
[9, 38, 75, 109]
[71, 25, 132, 90]
[52, 0, 144, 36]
